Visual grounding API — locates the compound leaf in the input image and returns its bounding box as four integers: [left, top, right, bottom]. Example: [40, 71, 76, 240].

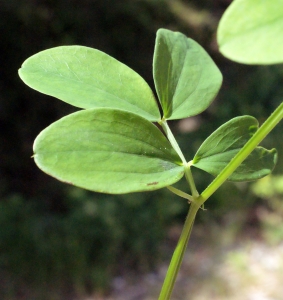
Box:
[217, 0, 283, 64]
[192, 116, 277, 181]
[33, 108, 184, 194]
[19, 46, 160, 121]
[153, 28, 222, 120]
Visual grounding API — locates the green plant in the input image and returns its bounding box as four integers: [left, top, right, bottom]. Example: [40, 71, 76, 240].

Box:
[18, 1, 283, 297]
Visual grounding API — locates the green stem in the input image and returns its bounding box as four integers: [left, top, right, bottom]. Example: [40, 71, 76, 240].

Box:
[200, 102, 283, 204]
[167, 186, 194, 202]
[158, 201, 200, 300]
[159, 119, 187, 165]
[184, 164, 199, 198]
[159, 119, 199, 196]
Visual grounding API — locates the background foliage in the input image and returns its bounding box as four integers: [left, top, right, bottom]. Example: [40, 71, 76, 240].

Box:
[1, 0, 283, 299]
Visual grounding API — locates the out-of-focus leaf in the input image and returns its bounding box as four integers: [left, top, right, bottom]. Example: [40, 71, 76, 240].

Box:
[19, 46, 160, 121]
[33, 108, 184, 194]
[192, 116, 277, 181]
[217, 0, 283, 64]
[153, 28, 222, 120]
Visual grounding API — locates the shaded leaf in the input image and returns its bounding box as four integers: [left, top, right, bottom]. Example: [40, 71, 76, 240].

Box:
[153, 28, 222, 120]
[33, 108, 184, 194]
[19, 46, 160, 121]
[192, 116, 277, 181]
[217, 0, 283, 64]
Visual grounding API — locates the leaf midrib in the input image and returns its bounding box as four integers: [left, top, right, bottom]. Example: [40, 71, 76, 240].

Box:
[35, 149, 183, 165]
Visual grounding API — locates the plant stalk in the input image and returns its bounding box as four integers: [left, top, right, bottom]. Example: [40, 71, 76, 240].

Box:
[184, 164, 199, 197]
[167, 186, 194, 202]
[158, 201, 200, 300]
[159, 119, 198, 196]
[159, 119, 187, 165]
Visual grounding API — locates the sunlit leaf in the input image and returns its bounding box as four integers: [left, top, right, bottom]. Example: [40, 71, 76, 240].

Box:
[153, 28, 222, 120]
[192, 116, 277, 181]
[33, 108, 184, 194]
[217, 0, 283, 64]
[19, 46, 160, 121]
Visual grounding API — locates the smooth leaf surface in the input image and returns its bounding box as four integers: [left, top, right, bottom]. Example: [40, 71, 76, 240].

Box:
[19, 46, 160, 121]
[153, 28, 222, 120]
[33, 108, 184, 194]
[217, 0, 283, 64]
[192, 116, 277, 181]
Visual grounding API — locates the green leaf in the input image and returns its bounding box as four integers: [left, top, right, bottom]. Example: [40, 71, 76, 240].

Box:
[192, 116, 277, 181]
[19, 46, 160, 121]
[217, 0, 283, 64]
[153, 28, 222, 120]
[33, 108, 184, 194]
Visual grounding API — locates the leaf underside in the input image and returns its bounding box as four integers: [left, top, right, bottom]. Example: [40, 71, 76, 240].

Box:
[153, 28, 222, 120]
[192, 116, 277, 181]
[33, 108, 184, 194]
[19, 46, 160, 121]
[217, 0, 283, 64]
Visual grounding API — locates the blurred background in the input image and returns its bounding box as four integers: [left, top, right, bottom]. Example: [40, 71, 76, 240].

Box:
[1, 0, 283, 299]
